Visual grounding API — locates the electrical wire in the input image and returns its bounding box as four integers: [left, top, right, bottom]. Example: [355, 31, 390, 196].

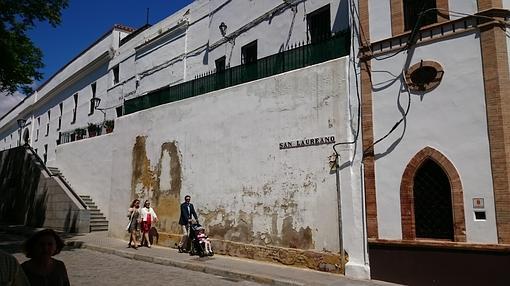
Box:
[332, 3, 509, 156]
[331, 0, 362, 157]
[363, 69, 411, 156]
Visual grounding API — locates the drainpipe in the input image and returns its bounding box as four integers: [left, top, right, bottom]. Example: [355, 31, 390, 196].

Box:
[335, 154, 345, 273]
[183, 26, 188, 82]
[360, 161, 368, 266]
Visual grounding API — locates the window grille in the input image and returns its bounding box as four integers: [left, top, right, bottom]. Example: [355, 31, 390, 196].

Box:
[413, 159, 454, 240]
[307, 5, 331, 44]
[404, 0, 437, 31]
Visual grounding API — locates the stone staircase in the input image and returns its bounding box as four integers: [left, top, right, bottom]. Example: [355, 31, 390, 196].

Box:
[79, 195, 109, 232]
[47, 166, 109, 232]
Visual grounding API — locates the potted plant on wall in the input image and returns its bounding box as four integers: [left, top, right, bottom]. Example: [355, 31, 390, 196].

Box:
[74, 128, 86, 140]
[105, 120, 114, 133]
[87, 123, 99, 137]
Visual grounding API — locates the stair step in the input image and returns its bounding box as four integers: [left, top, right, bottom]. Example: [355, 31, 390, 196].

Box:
[90, 226, 108, 232]
[90, 213, 105, 218]
[90, 221, 109, 226]
[90, 217, 107, 222]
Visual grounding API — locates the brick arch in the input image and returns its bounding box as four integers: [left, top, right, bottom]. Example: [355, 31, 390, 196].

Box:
[400, 147, 466, 242]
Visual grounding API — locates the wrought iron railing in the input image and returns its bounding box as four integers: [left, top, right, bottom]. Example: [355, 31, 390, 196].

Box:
[123, 31, 350, 115]
[57, 121, 115, 145]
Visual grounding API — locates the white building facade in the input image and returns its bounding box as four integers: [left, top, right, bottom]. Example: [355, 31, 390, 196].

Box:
[1, 0, 373, 280]
[3, 0, 508, 283]
[359, 0, 510, 284]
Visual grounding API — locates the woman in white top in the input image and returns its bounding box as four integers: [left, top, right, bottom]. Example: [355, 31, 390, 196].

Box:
[140, 200, 158, 247]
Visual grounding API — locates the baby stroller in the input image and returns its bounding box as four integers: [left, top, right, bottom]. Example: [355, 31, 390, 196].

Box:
[188, 223, 214, 257]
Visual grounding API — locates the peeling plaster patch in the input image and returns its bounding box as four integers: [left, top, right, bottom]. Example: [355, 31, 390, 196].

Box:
[131, 137, 183, 233]
[131, 136, 156, 199]
[281, 216, 314, 249]
[210, 239, 347, 273]
[155, 141, 183, 233]
[303, 173, 317, 193]
[201, 204, 314, 250]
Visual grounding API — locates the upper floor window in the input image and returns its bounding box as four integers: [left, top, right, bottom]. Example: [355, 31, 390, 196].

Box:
[43, 144, 48, 164]
[45, 110, 50, 136]
[307, 5, 331, 43]
[36, 117, 40, 141]
[112, 65, 120, 85]
[58, 103, 63, 131]
[89, 82, 97, 115]
[241, 41, 257, 65]
[72, 93, 78, 124]
[404, 0, 437, 31]
[215, 56, 226, 72]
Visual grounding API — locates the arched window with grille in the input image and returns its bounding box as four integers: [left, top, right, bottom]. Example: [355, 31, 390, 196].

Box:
[413, 159, 453, 239]
[400, 147, 466, 242]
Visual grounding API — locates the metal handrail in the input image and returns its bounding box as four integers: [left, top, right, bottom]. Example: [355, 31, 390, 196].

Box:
[23, 145, 88, 209]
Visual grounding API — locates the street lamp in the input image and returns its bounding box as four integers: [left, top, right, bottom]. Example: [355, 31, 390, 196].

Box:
[219, 22, 227, 37]
[90, 97, 107, 127]
[17, 118, 26, 146]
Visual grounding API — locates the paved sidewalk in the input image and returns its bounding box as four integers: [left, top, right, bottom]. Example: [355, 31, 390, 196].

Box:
[1, 225, 398, 286]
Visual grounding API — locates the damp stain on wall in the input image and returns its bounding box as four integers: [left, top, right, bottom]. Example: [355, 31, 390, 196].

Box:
[200, 183, 315, 250]
[131, 136, 156, 199]
[155, 142, 182, 233]
[131, 136, 183, 233]
[131, 137, 316, 251]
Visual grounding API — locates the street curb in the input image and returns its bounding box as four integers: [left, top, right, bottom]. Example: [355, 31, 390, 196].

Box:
[72, 241, 304, 286]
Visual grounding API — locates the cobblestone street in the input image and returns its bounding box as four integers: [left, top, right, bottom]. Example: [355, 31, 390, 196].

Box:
[1, 227, 397, 286]
[2, 232, 262, 286]
[16, 249, 263, 286]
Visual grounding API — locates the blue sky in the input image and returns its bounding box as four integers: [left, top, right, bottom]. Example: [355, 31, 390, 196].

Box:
[1, 0, 193, 117]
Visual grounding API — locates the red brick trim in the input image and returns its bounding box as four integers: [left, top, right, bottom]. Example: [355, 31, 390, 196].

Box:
[478, 0, 503, 10]
[479, 21, 510, 243]
[359, 0, 378, 239]
[390, 0, 404, 37]
[359, 0, 370, 45]
[404, 60, 444, 92]
[400, 147, 466, 242]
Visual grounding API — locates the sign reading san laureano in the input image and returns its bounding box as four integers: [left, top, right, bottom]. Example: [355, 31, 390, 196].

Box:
[279, 136, 336, 150]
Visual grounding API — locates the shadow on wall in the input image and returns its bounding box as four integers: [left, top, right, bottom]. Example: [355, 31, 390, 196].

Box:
[0, 147, 46, 227]
[63, 205, 80, 233]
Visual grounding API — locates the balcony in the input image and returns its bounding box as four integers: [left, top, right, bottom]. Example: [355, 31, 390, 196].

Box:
[123, 31, 350, 116]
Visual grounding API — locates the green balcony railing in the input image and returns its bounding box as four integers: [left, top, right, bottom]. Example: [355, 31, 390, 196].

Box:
[123, 30, 350, 116]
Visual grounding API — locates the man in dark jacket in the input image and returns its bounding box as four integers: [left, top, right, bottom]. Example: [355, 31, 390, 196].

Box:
[177, 195, 198, 252]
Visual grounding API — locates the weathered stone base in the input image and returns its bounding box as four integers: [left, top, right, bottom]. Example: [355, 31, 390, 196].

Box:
[156, 231, 347, 274]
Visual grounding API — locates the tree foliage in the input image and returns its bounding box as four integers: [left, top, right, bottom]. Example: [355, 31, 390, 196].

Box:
[0, 0, 69, 95]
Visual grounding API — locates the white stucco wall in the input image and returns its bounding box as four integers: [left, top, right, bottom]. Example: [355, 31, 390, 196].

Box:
[107, 57, 363, 256]
[370, 32, 498, 243]
[448, 0, 478, 20]
[368, 0, 392, 42]
[54, 134, 114, 218]
[505, 0, 510, 9]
